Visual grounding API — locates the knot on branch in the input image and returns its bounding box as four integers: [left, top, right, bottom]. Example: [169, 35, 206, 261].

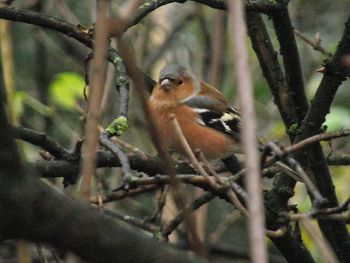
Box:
[319, 54, 350, 79]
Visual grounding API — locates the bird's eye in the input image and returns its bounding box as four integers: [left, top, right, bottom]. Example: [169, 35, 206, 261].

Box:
[178, 79, 183, 85]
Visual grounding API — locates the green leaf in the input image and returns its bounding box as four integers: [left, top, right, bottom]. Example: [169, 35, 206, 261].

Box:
[325, 106, 350, 131]
[49, 72, 85, 109]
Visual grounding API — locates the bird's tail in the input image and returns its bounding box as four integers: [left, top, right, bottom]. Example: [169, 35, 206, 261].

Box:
[275, 161, 302, 182]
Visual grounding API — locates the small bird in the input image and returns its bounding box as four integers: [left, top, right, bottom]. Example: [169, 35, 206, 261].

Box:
[149, 64, 299, 179]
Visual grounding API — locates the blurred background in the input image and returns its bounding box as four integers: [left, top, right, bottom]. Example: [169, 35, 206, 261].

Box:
[0, 0, 349, 262]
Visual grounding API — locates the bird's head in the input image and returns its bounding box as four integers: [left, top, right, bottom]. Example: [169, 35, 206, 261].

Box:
[152, 64, 200, 103]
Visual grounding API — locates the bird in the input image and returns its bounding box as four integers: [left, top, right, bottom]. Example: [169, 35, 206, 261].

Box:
[149, 64, 300, 180]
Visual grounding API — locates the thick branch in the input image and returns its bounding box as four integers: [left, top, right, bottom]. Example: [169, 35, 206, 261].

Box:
[293, 16, 350, 262]
[12, 126, 73, 160]
[270, 8, 309, 124]
[0, 79, 204, 263]
[296, 17, 350, 141]
[246, 12, 297, 131]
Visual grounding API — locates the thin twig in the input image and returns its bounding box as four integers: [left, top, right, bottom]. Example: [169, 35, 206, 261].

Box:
[161, 192, 215, 239]
[285, 129, 350, 155]
[294, 29, 332, 58]
[171, 114, 248, 216]
[110, 14, 205, 255]
[229, 1, 267, 263]
[197, 151, 249, 217]
[104, 209, 160, 234]
[266, 142, 327, 209]
[262, 129, 350, 168]
[79, 0, 109, 200]
[300, 219, 339, 263]
[208, 210, 241, 245]
[281, 198, 350, 222]
[99, 132, 134, 188]
[171, 115, 218, 189]
[147, 185, 169, 223]
[90, 185, 158, 204]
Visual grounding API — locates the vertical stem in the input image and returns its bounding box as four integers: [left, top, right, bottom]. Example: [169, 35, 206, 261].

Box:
[0, 20, 18, 125]
[0, 17, 31, 263]
[80, 0, 109, 200]
[228, 2, 267, 263]
[207, 10, 226, 87]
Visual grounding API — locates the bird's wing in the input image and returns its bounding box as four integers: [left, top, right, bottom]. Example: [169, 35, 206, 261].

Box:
[184, 96, 302, 180]
[183, 95, 242, 142]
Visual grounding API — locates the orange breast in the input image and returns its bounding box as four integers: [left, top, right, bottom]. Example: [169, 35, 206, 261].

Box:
[149, 101, 239, 160]
[175, 106, 238, 159]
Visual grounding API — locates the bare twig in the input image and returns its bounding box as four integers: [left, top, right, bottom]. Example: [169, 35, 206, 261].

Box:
[300, 219, 339, 263]
[171, 114, 248, 216]
[266, 142, 327, 209]
[229, 1, 267, 263]
[104, 209, 160, 234]
[110, 14, 205, 254]
[90, 185, 158, 204]
[197, 152, 249, 217]
[285, 129, 350, 155]
[147, 186, 169, 223]
[281, 198, 350, 222]
[208, 211, 241, 245]
[79, 0, 109, 200]
[171, 115, 218, 189]
[262, 129, 350, 168]
[161, 192, 215, 239]
[99, 132, 134, 189]
[207, 10, 226, 86]
[294, 29, 332, 58]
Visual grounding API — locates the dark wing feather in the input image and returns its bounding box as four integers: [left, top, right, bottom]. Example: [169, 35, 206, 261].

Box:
[183, 96, 242, 142]
[199, 108, 241, 142]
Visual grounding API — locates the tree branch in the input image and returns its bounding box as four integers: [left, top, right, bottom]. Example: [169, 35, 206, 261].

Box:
[0, 85, 205, 263]
[131, 0, 289, 29]
[0, 6, 156, 90]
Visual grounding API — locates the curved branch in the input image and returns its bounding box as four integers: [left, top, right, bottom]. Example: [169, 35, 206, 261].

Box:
[0, 6, 156, 90]
[131, 0, 289, 29]
[0, 87, 204, 263]
[0, 7, 92, 46]
[12, 126, 74, 160]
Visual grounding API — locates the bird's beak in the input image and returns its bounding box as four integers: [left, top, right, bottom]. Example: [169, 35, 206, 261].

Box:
[160, 78, 173, 91]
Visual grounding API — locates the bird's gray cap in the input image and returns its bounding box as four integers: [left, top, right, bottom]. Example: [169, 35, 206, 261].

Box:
[159, 64, 191, 80]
